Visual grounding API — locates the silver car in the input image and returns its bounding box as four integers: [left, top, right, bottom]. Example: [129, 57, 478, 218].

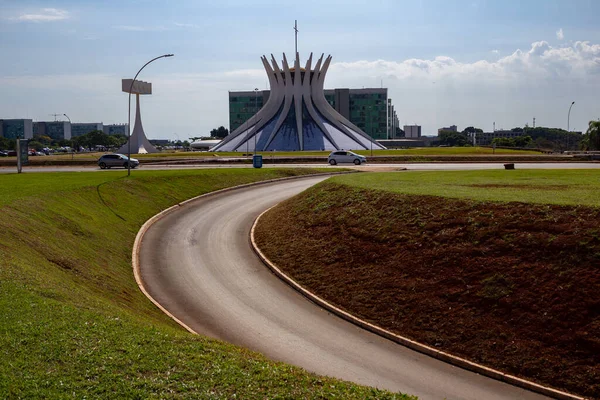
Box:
[327, 151, 367, 165]
[98, 153, 140, 169]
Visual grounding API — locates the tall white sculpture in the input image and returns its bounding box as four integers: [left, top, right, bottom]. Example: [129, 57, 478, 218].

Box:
[118, 79, 158, 154]
[212, 53, 386, 152]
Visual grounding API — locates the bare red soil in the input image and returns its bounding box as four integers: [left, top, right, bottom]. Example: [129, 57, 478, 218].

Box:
[254, 182, 600, 399]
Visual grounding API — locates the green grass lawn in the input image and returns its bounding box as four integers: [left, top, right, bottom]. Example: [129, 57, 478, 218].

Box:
[331, 169, 600, 206]
[0, 168, 410, 399]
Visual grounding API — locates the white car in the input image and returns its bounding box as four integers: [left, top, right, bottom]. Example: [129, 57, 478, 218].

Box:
[327, 151, 367, 165]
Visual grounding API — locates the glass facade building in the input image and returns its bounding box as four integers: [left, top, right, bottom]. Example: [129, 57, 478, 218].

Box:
[229, 88, 394, 140]
[0, 119, 33, 139]
[103, 124, 128, 136]
[229, 91, 266, 134]
[347, 90, 388, 140]
[71, 123, 103, 137]
[33, 122, 71, 140]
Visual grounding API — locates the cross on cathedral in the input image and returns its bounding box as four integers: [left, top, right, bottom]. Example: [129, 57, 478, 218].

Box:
[294, 20, 299, 54]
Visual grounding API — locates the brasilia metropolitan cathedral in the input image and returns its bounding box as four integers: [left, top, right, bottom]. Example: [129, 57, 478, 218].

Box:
[211, 53, 386, 152]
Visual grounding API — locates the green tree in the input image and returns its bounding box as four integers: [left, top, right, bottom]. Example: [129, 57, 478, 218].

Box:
[72, 130, 111, 151]
[0, 137, 15, 150]
[491, 137, 516, 147]
[514, 135, 533, 147]
[33, 135, 53, 145]
[210, 126, 229, 139]
[87, 130, 110, 148]
[461, 126, 483, 134]
[108, 134, 127, 148]
[582, 120, 600, 150]
[521, 126, 583, 151]
[28, 141, 44, 151]
[57, 139, 72, 147]
[439, 130, 471, 146]
[395, 127, 405, 138]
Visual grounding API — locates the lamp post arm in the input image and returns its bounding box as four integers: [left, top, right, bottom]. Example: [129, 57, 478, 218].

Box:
[129, 54, 173, 94]
[127, 54, 174, 176]
[567, 102, 575, 132]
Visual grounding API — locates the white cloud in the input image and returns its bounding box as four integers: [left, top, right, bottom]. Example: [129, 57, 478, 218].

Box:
[113, 25, 169, 32]
[556, 28, 564, 40]
[173, 22, 199, 28]
[491, 49, 499, 54]
[12, 8, 70, 22]
[328, 40, 600, 84]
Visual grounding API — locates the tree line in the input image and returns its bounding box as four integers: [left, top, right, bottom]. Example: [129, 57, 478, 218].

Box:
[438, 122, 600, 151]
[0, 130, 128, 152]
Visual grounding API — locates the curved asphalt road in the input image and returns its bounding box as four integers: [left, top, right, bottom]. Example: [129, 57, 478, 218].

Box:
[139, 176, 550, 400]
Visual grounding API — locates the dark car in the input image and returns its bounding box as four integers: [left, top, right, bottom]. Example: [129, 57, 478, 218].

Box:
[0, 150, 8, 157]
[98, 153, 140, 169]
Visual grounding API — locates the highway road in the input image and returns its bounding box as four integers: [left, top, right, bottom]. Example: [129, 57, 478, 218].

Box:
[1, 161, 600, 173]
[138, 176, 551, 400]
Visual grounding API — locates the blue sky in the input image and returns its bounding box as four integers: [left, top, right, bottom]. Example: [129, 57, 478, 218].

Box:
[1, 0, 599, 139]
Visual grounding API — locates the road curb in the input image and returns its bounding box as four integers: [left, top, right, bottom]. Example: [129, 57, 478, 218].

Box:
[250, 208, 586, 400]
[132, 170, 356, 336]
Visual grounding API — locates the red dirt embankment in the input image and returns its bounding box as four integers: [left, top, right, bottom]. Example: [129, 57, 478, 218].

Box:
[254, 182, 600, 399]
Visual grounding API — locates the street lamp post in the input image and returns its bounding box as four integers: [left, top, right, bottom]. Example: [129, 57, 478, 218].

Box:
[127, 54, 174, 176]
[63, 114, 73, 159]
[567, 101, 575, 150]
[254, 88, 259, 155]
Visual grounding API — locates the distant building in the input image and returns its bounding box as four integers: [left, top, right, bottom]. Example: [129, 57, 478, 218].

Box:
[438, 125, 457, 134]
[387, 99, 400, 138]
[2, 119, 129, 141]
[326, 88, 389, 140]
[229, 87, 395, 141]
[190, 139, 222, 150]
[473, 130, 524, 146]
[149, 139, 170, 145]
[103, 124, 128, 136]
[71, 123, 103, 137]
[33, 121, 71, 140]
[379, 139, 426, 148]
[404, 125, 422, 138]
[228, 90, 266, 134]
[0, 119, 33, 139]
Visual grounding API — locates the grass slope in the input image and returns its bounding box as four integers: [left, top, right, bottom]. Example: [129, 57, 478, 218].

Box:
[332, 169, 600, 206]
[0, 168, 411, 399]
[254, 170, 600, 399]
